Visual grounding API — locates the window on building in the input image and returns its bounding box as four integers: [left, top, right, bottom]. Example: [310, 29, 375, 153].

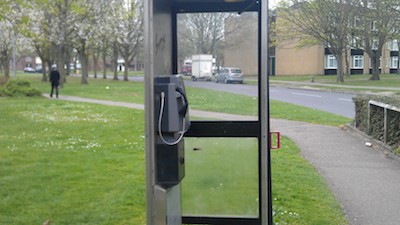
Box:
[354, 16, 361, 28]
[325, 55, 337, 69]
[352, 55, 364, 69]
[371, 39, 378, 50]
[388, 40, 399, 51]
[351, 37, 363, 49]
[371, 21, 377, 31]
[391, 56, 399, 69]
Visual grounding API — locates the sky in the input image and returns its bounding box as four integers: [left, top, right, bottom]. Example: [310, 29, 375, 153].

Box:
[269, 0, 280, 8]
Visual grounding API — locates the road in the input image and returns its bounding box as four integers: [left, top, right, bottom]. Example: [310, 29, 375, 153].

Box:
[87, 75, 355, 118]
[185, 80, 355, 118]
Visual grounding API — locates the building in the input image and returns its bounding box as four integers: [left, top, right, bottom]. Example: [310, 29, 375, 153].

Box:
[224, 10, 400, 76]
[223, 13, 258, 76]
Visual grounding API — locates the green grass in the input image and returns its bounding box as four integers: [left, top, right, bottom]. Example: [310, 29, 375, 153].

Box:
[19, 74, 351, 126]
[0, 98, 146, 224]
[270, 100, 350, 126]
[183, 137, 347, 225]
[271, 73, 400, 88]
[25, 74, 145, 104]
[0, 98, 347, 224]
[272, 137, 347, 224]
[183, 138, 259, 216]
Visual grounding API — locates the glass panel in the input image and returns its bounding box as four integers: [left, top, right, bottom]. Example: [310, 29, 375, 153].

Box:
[177, 12, 258, 121]
[182, 138, 259, 217]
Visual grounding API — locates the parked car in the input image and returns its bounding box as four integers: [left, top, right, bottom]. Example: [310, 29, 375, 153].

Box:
[215, 67, 244, 84]
[35, 65, 42, 73]
[180, 65, 192, 76]
[24, 67, 35, 73]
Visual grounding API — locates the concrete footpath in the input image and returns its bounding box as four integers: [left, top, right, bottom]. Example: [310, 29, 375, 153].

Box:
[48, 95, 400, 225]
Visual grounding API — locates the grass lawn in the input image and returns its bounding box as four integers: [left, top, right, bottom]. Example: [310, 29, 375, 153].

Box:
[0, 97, 347, 224]
[20, 74, 351, 126]
[0, 98, 146, 224]
[270, 73, 400, 88]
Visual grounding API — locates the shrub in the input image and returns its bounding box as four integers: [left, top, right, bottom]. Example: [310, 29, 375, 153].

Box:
[2, 79, 42, 97]
[0, 87, 6, 97]
[0, 76, 8, 86]
[353, 95, 400, 149]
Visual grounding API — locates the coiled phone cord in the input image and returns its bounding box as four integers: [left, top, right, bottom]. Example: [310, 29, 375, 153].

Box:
[158, 91, 187, 146]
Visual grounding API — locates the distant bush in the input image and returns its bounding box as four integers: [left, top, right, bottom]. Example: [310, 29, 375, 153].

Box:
[1, 79, 42, 97]
[0, 87, 6, 97]
[353, 95, 400, 150]
[0, 76, 8, 86]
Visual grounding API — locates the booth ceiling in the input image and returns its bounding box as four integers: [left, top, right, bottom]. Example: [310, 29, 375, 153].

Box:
[172, 0, 260, 13]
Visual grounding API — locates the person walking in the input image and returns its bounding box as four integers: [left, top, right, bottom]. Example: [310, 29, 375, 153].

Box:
[49, 66, 60, 98]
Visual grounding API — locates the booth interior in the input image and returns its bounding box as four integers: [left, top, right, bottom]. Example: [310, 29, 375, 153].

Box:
[145, 0, 271, 225]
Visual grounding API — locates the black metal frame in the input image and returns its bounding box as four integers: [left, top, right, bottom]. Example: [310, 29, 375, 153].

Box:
[183, 216, 260, 225]
[171, 1, 272, 224]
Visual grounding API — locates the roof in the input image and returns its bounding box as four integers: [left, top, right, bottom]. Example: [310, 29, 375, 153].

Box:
[172, 0, 261, 13]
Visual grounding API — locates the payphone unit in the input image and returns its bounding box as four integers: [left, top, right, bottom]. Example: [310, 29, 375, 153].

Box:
[154, 75, 190, 188]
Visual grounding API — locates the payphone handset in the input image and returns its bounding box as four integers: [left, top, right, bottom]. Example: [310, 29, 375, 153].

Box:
[155, 75, 190, 146]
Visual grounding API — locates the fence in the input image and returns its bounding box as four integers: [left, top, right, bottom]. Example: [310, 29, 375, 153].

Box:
[368, 100, 400, 145]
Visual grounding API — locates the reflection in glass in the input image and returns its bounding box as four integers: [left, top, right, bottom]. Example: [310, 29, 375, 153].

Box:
[177, 12, 259, 121]
[182, 138, 259, 217]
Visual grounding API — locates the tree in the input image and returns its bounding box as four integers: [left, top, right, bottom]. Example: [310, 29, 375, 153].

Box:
[70, 0, 98, 85]
[0, 1, 27, 80]
[25, 2, 57, 81]
[277, 0, 355, 83]
[41, 0, 78, 87]
[352, 0, 399, 80]
[84, 0, 113, 79]
[178, 12, 258, 69]
[0, 21, 14, 78]
[178, 13, 232, 66]
[116, 0, 143, 81]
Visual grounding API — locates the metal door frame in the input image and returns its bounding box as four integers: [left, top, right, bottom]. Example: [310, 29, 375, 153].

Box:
[144, 0, 271, 224]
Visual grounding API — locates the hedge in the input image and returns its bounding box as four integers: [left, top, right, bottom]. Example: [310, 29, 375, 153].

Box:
[1, 79, 42, 97]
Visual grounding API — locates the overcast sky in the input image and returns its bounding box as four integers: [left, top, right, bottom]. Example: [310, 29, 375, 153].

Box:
[269, 0, 279, 8]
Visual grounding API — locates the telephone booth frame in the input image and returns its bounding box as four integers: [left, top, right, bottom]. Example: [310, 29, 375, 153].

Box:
[144, 0, 271, 224]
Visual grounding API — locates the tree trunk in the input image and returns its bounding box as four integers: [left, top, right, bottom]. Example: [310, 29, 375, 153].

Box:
[65, 47, 71, 76]
[102, 52, 107, 79]
[46, 60, 53, 79]
[1, 58, 10, 78]
[57, 44, 67, 87]
[124, 57, 129, 81]
[41, 61, 48, 82]
[336, 53, 344, 83]
[1, 54, 10, 79]
[344, 47, 350, 77]
[112, 42, 119, 80]
[80, 52, 89, 85]
[397, 48, 400, 74]
[93, 54, 99, 79]
[369, 51, 380, 81]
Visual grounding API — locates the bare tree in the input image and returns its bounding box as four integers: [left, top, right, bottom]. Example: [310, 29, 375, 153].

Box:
[178, 12, 247, 68]
[352, 0, 399, 80]
[277, 0, 355, 82]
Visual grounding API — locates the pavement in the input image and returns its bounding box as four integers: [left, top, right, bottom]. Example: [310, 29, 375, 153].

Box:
[45, 94, 400, 225]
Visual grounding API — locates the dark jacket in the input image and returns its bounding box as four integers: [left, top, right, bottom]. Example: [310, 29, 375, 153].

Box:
[50, 70, 60, 86]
